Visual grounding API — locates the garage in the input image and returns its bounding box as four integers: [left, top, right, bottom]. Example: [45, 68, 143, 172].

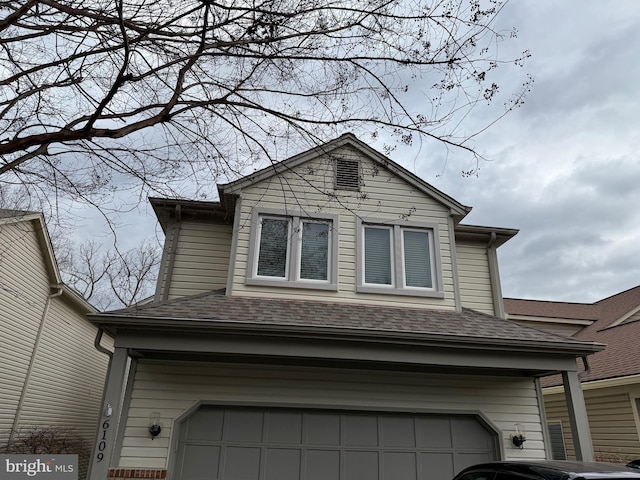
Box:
[174, 405, 499, 480]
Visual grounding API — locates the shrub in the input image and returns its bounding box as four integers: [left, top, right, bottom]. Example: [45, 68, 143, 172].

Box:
[1, 426, 90, 477]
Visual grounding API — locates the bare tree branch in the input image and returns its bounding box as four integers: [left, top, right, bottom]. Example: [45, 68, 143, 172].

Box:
[0, 0, 531, 203]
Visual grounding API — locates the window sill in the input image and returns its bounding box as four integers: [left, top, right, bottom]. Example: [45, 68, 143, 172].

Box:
[356, 285, 445, 298]
[246, 277, 339, 291]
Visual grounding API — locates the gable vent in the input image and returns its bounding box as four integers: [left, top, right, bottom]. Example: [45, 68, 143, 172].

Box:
[335, 159, 360, 190]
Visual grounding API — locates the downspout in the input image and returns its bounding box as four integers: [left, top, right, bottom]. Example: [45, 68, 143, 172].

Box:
[448, 213, 462, 311]
[94, 328, 113, 359]
[579, 356, 591, 378]
[486, 232, 506, 318]
[162, 204, 181, 301]
[9, 285, 64, 445]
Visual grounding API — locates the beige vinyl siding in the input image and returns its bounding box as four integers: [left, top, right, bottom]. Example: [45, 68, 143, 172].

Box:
[231, 145, 456, 309]
[165, 221, 232, 299]
[16, 296, 111, 478]
[116, 360, 547, 468]
[0, 220, 50, 443]
[544, 385, 640, 462]
[456, 241, 494, 315]
[17, 297, 110, 439]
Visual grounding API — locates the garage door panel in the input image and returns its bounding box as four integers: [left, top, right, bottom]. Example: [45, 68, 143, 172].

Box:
[182, 408, 224, 442]
[345, 450, 378, 480]
[265, 448, 300, 480]
[226, 410, 264, 443]
[180, 444, 221, 480]
[421, 452, 455, 480]
[304, 412, 340, 445]
[224, 446, 261, 480]
[305, 450, 339, 480]
[175, 407, 498, 480]
[382, 415, 416, 447]
[344, 414, 378, 446]
[266, 411, 302, 444]
[418, 416, 453, 448]
[383, 452, 417, 480]
[452, 417, 494, 450]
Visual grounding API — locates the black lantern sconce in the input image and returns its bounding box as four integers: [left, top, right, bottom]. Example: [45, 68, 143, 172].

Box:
[148, 412, 162, 440]
[511, 423, 526, 449]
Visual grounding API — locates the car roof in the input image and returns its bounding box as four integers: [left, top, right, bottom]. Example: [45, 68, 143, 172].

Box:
[458, 461, 640, 479]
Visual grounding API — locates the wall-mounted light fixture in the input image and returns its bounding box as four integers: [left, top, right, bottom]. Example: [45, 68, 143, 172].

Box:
[511, 423, 526, 449]
[148, 412, 162, 440]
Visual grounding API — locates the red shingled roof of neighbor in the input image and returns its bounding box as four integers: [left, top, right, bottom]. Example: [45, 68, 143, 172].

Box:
[505, 285, 640, 385]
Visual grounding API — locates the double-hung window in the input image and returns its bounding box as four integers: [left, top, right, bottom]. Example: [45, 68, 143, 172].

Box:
[357, 218, 443, 297]
[248, 209, 338, 290]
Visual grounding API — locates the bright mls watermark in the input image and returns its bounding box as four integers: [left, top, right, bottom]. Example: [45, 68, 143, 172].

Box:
[0, 455, 77, 479]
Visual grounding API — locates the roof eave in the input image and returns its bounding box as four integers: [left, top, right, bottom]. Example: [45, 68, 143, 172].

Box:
[89, 313, 605, 357]
[455, 224, 519, 247]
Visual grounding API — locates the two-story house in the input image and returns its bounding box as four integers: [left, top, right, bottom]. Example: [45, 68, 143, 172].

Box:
[88, 134, 603, 480]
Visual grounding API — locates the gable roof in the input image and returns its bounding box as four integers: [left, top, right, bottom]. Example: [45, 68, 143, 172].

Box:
[1, 208, 61, 284]
[0, 209, 97, 314]
[505, 285, 640, 383]
[93, 290, 603, 358]
[218, 133, 472, 220]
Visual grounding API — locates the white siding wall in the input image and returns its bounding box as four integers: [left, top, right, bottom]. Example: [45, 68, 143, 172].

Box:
[231, 145, 456, 309]
[165, 221, 232, 299]
[0, 220, 50, 443]
[116, 360, 547, 468]
[456, 241, 494, 315]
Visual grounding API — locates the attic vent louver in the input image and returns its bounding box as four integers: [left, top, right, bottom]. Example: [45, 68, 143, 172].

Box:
[335, 159, 360, 190]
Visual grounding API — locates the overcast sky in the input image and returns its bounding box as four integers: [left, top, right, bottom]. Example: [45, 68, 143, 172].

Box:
[418, 0, 640, 303]
[67, 0, 640, 304]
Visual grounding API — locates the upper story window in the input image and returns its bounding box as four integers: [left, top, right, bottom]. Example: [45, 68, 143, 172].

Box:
[357, 217, 444, 298]
[247, 208, 338, 290]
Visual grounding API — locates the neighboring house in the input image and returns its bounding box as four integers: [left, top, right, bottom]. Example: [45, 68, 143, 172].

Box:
[505, 287, 640, 463]
[88, 134, 604, 480]
[0, 210, 113, 476]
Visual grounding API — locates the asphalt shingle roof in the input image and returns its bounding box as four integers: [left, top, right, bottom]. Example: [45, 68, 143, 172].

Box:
[505, 285, 640, 383]
[99, 290, 601, 351]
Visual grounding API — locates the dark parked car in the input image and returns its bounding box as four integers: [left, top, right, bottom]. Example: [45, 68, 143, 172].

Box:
[453, 461, 640, 480]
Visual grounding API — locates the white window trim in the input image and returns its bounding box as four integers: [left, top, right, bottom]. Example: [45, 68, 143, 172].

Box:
[356, 217, 444, 298]
[246, 207, 339, 290]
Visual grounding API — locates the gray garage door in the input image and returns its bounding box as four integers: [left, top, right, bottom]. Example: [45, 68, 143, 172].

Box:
[174, 406, 498, 480]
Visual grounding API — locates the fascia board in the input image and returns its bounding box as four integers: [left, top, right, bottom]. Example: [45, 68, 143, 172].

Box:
[606, 303, 640, 328]
[455, 224, 519, 248]
[31, 214, 62, 285]
[507, 314, 594, 326]
[0, 212, 42, 225]
[59, 284, 98, 314]
[543, 373, 640, 394]
[114, 330, 582, 374]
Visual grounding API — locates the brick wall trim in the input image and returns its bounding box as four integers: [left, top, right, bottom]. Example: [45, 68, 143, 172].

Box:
[107, 468, 167, 479]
